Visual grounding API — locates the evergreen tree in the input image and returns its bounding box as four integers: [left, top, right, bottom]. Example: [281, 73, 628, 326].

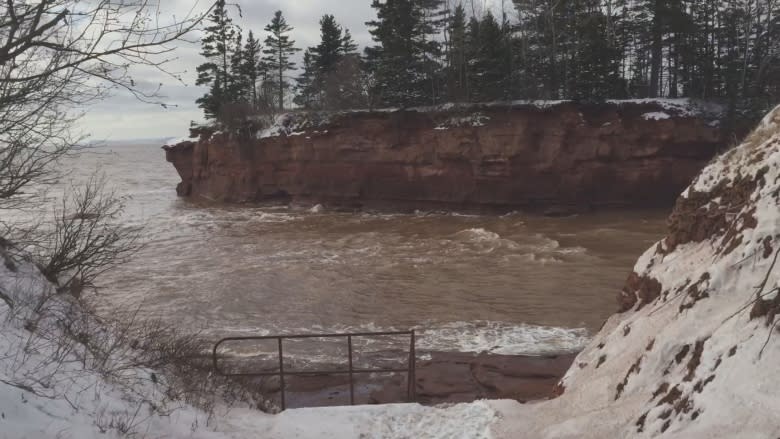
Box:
[445, 4, 468, 102]
[569, 0, 625, 100]
[191, 0, 779, 125]
[229, 32, 247, 104]
[240, 31, 265, 110]
[262, 10, 300, 110]
[468, 11, 512, 102]
[195, 0, 238, 121]
[365, 0, 446, 107]
[296, 15, 364, 110]
[294, 50, 318, 108]
[342, 29, 359, 54]
[313, 15, 346, 74]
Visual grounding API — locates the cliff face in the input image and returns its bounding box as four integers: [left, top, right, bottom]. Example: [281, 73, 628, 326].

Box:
[164, 101, 725, 211]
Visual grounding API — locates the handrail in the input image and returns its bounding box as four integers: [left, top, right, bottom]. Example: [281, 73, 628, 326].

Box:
[212, 330, 416, 410]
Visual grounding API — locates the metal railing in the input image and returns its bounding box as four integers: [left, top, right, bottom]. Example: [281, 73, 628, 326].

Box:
[212, 330, 416, 410]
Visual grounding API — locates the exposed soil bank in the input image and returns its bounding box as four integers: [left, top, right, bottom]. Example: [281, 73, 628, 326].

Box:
[242, 351, 576, 410]
[165, 101, 726, 212]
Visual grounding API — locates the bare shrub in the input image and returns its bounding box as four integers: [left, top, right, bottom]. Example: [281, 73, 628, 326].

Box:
[0, 1, 210, 214]
[34, 175, 142, 296]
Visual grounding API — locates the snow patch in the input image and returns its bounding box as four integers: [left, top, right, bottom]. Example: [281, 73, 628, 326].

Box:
[434, 112, 490, 129]
[642, 111, 671, 120]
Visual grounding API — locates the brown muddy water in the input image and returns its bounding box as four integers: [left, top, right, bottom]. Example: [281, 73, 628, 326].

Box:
[12, 141, 669, 358]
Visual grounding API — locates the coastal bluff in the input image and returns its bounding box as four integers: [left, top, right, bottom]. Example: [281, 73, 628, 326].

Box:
[164, 100, 726, 212]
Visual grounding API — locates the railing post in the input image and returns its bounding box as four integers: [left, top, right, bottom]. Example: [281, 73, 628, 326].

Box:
[278, 338, 286, 411]
[408, 330, 416, 402]
[212, 342, 219, 375]
[347, 335, 355, 405]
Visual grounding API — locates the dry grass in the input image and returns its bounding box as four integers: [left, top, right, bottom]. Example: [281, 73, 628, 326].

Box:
[742, 105, 780, 150]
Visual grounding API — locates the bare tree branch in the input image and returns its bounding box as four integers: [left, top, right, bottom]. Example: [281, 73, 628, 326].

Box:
[0, 0, 214, 212]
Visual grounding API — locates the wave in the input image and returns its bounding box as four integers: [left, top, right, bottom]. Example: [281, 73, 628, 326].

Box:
[453, 229, 587, 262]
[248, 212, 301, 224]
[454, 228, 503, 243]
[210, 320, 589, 362]
[417, 321, 589, 355]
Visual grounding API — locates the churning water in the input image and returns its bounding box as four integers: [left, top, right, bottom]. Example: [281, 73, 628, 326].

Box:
[23, 141, 668, 355]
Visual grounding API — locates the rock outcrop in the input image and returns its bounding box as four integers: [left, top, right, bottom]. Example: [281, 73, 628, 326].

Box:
[489, 105, 780, 438]
[164, 100, 726, 212]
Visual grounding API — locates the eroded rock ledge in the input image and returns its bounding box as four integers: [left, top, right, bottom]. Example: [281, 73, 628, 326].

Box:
[164, 100, 726, 212]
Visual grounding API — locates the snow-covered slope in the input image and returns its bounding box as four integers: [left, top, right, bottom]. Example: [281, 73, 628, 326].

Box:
[0, 247, 215, 438]
[491, 105, 780, 438]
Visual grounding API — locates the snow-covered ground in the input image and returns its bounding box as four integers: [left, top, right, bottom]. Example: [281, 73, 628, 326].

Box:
[6, 105, 780, 438]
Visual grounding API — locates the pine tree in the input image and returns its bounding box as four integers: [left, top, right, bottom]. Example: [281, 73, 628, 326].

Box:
[329, 53, 367, 109]
[331, 29, 364, 109]
[342, 29, 359, 55]
[568, 0, 625, 100]
[511, 0, 567, 99]
[195, 0, 238, 121]
[294, 50, 318, 108]
[445, 4, 468, 102]
[416, 0, 447, 105]
[365, 0, 446, 107]
[240, 31, 265, 110]
[296, 15, 363, 110]
[262, 10, 300, 110]
[313, 15, 345, 74]
[469, 11, 512, 102]
[229, 32, 247, 104]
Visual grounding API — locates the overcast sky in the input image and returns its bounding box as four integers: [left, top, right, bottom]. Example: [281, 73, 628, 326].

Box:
[77, 0, 502, 141]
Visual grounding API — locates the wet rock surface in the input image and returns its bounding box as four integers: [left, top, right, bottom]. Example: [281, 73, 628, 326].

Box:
[245, 351, 576, 410]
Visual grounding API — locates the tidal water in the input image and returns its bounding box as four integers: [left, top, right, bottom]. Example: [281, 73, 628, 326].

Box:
[24, 141, 668, 356]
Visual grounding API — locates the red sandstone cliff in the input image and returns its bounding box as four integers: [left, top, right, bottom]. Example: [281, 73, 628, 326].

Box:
[164, 100, 726, 211]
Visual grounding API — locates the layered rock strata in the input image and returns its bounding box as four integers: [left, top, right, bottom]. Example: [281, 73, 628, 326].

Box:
[165, 101, 726, 212]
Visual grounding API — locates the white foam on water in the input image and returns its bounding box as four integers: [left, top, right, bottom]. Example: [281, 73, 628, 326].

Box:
[450, 228, 590, 263]
[530, 233, 560, 251]
[455, 228, 502, 242]
[416, 321, 589, 355]
[556, 246, 587, 255]
[248, 212, 301, 223]
[507, 253, 564, 264]
[453, 228, 521, 251]
[210, 321, 589, 362]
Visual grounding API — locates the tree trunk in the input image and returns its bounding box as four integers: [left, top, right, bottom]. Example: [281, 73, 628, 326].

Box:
[649, 0, 663, 98]
[278, 44, 284, 111]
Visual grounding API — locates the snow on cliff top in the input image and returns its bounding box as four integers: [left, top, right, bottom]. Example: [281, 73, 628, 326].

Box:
[490, 104, 780, 438]
[164, 98, 722, 145]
